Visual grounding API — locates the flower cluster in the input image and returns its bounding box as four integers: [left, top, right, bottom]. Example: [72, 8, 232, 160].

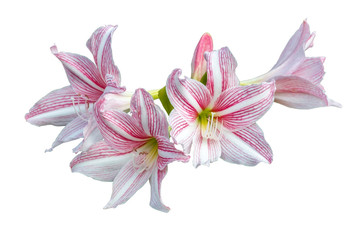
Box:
[25, 21, 340, 212]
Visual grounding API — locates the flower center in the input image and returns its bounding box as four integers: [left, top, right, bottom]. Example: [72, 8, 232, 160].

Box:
[133, 138, 158, 171]
[198, 109, 223, 140]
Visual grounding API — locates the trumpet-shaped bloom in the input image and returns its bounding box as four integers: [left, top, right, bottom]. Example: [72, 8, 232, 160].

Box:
[241, 20, 340, 109]
[71, 88, 189, 212]
[166, 47, 275, 167]
[25, 25, 131, 151]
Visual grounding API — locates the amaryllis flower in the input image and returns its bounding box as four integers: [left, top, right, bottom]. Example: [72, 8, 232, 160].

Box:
[71, 88, 189, 212]
[166, 47, 275, 167]
[25, 25, 131, 151]
[241, 20, 340, 109]
[191, 32, 213, 81]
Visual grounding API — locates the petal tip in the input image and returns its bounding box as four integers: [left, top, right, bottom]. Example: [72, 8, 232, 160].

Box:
[328, 99, 342, 108]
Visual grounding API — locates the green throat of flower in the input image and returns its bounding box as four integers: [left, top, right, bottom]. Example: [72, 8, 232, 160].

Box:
[198, 109, 223, 140]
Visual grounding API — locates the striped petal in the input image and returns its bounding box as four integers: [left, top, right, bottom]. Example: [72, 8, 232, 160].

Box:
[71, 140, 133, 182]
[46, 116, 88, 152]
[156, 135, 190, 170]
[25, 86, 93, 126]
[205, 47, 238, 103]
[95, 100, 149, 153]
[213, 82, 275, 132]
[191, 130, 221, 167]
[86, 25, 121, 85]
[274, 76, 341, 109]
[292, 57, 325, 85]
[191, 33, 213, 81]
[220, 124, 272, 166]
[130, 89, 168, 137]
[104, 160, 154, 209]
[51, 46, 105, 101]
[149, 166, 170, 212]
[168, 109, 197, 154]
[166, 69, 211, 123]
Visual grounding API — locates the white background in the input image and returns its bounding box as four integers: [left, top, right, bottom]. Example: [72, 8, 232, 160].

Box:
[1, 0, 359, 239]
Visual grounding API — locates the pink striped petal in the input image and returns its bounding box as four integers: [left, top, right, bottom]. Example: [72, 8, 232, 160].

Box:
[51, 46, 105, 101]
[149, 166, 170, 212]
[94, 100, 149, 153]
[271, 20, 310, 70]
[104, 160, 154, 209]
[168, 109, 197, 154]
[274, 76, 339, 109]
[212, 82, 275, 132]
[220, 124, 272, 166]
[191, 33, 213, 81]
[292, 57, 325, 85]
[71, 140, 133, 182]
[46, 116, 88, 152]
[205, 47, 238, 103]
[130, 89, 168, 137]
[156, 135, 190, 170]
[166, 69, 211, 123]
[86, 25, 121, 85]
[191, 130, 221, 167]
[25, 86, 93, 126]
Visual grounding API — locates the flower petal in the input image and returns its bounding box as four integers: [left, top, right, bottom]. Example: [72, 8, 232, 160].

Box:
[191, 33, 213, 81]
[46, 116, 88, 152]
[149, 166, 170, 212]
[25, 86, 93, 126]
[104, 160, 153, 209]
[130, 89, 168, 137]
[166, 69, 211, 123]
[220, 124, 272, 166]
[271, 20, 310, 70]
[205, 47, 238, 103]
[71, 140, 133, 182]
[156, 135, 190, 170]
[191, 130, 221, 167]
[86, 25, 121, 85]
[51, 45, 105, 101]
[168, 109, 197, 154]
[94, 99, 149, 153]
[274, 76, 339, 109]
[213, 82, 275, 132]
[292, 57, 325, 85]
[76, 114, 103, 152]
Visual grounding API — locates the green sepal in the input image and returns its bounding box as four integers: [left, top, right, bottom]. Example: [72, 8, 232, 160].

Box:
[200, 72, 207, 85]
[158, 86, 174, 115]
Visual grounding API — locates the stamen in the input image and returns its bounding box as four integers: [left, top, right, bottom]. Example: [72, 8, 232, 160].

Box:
[71, 96, 88, 121]
[201, 112, 223, 140]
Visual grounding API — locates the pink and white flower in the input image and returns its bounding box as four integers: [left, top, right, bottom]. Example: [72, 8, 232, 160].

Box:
[241, 20, 340, 109]
[71, 88, 189, 212]
[166, 47, 275, 167]
[25, 25, 131, 151]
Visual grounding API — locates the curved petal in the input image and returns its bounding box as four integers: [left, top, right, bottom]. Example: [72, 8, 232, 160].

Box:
[168, 110, 197, 154]
[94, 99, 149, 153]
[274, 76, 340, 109]
[213, 82, 275, 132]
[104, 160, 154, 209]
[76, 115, 103, 153]
[46, 116, 88, 152]
[220, 124, 272, 166]
[86, 25, 121, 85]
[191, 33, 213, 81]
[155, 135, 190, 170]
[149, 166, 170, 212]
[166, 69, 211, 123]
[292, 57, 325, 85]
[205, 47, 238, 103]
[272, 20, 310, 70]
[25, 86, 93, 126]
[131, 89, 168, 137]
[71, 140, 134, 182]
[51, 46, 105, 101]
[191, 130, 221, 168]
